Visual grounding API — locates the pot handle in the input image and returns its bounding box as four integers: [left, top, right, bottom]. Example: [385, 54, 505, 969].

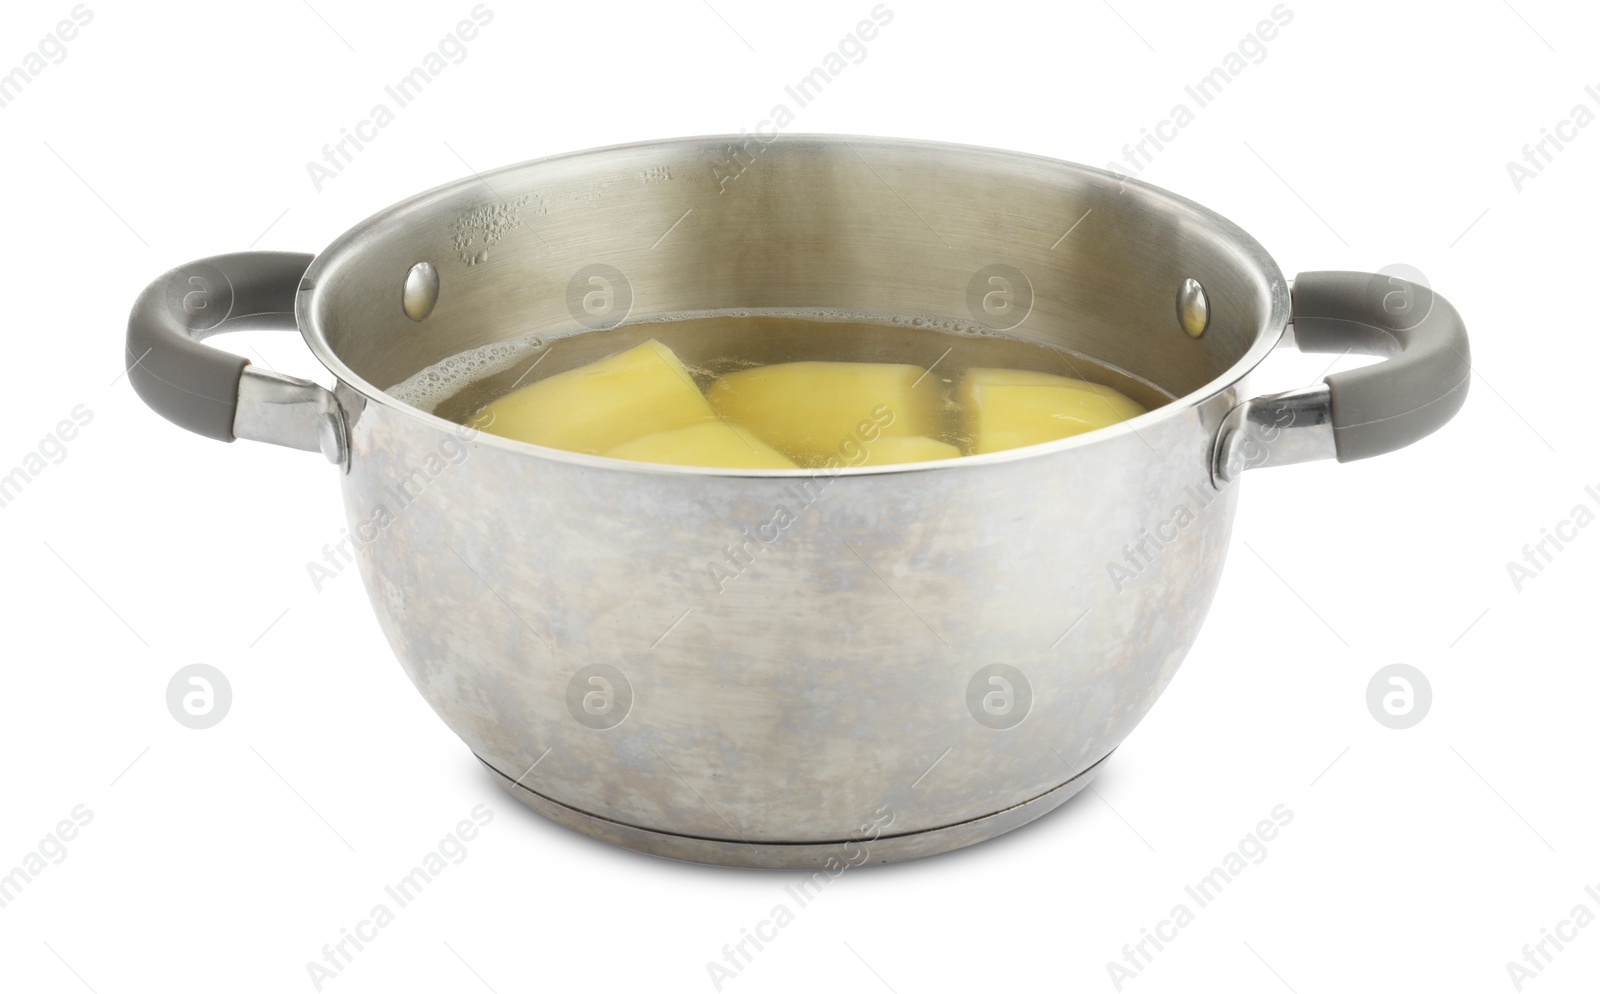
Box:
[1213, 271, 1470, 483]
[125, 251, 346, 464]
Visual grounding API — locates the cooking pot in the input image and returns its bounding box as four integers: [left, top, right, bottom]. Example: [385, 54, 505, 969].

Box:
[125, 135, 1469, 867]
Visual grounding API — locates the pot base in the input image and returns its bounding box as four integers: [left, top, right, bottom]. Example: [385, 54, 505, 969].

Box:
[479, 750, 1112, 868]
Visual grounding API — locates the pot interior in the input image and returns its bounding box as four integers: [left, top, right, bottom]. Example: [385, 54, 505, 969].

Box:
[300, 135, 1287, 423]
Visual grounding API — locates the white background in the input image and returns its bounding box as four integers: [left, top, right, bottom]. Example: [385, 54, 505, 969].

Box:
[2, 0, 1596, 991]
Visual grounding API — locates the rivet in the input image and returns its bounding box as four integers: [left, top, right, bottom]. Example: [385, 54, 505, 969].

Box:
[402, 262, 440, 321]
[316, 412, 346, 466]
[1176, 277, 1209, 338]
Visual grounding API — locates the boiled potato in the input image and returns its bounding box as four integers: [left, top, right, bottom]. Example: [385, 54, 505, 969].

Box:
[473, 339, 716, 453]
[706, 361, 943, 465]
[959, 368, 1145, 454]
[857, 435, 961, 466]
[604, 422, 797, 469]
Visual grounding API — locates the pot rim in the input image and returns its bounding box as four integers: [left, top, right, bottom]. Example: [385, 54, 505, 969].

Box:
[297, 133, 1290, 477]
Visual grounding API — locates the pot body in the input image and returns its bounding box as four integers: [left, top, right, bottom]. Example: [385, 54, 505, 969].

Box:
[298, 135, 1287, 864]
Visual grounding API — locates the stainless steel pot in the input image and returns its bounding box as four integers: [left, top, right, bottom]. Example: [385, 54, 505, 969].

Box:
[125, 135, 1470, 867]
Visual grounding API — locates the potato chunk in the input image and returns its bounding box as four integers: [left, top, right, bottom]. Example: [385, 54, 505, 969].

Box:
[473, 340, 716, 453]
[604, 422, 797, 469]
[857, 435, 961, 466]
[958, 368, 1145, 454]
[706, 361, 944, 465]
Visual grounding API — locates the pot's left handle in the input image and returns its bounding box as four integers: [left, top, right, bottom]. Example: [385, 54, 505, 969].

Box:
[125, 251, 347, 465]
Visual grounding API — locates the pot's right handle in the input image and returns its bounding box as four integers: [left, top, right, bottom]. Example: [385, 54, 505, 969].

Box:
[1213, 271, 1471, 483]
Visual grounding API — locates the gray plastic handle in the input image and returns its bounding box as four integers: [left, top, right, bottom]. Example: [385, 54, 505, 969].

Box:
[126, 252, 315, 441]
[1212, 270, 1471, 483]
[1290, 270, 1471, 462]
